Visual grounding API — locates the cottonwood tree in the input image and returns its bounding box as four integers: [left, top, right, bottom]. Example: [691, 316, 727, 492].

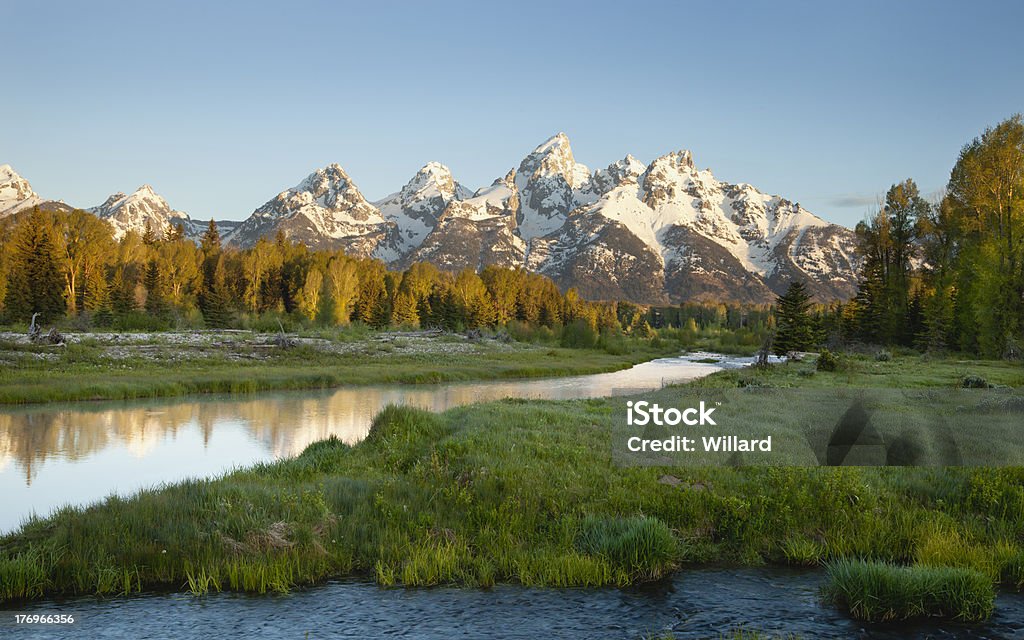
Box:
[52, 210, 115, 315]
[945, 115, 1024, 356]
[242, 237, 281, 313]
[481, 265, 522, 325]
[298, 267, 324, 321]
[326, 256, 359, 325]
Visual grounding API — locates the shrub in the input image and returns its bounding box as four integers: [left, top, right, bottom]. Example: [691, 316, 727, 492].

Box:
[560, 319, 599, 349]
[364, 405, 450, 472]
[598, 331, 630, 355]
[822, 559, 995, 622]
[113, 311, 171, 331]
[816, 349, 839, 372]
[961, 375, 991, 389]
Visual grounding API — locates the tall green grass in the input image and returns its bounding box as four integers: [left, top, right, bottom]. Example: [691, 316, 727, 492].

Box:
[574, 515, 676, 581]
[822, 559, 995, 622]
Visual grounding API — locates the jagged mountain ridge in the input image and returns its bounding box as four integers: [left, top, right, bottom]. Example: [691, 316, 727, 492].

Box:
[227, 134, 857, 302]
[2, 134, 860, 303]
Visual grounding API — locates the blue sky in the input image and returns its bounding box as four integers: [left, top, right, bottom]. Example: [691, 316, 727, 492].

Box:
[3, 0, 1022, 227]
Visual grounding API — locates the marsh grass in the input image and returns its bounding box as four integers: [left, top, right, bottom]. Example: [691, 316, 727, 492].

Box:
[822, 559, 995, 622]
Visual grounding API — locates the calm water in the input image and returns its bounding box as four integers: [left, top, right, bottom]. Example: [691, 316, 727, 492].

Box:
[4, 568, 1022, 639]
[0, 352, 755, 533]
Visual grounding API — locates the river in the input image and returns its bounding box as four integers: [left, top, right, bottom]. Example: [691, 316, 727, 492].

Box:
[3, 568, 1021, 639]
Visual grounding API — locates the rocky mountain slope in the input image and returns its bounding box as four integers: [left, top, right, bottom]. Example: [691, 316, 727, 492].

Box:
[1, 166, 237, 241]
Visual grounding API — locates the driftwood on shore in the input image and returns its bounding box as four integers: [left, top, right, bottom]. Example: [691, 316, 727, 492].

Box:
[755, 331, 774, 368]
[28, 313, 65, 346]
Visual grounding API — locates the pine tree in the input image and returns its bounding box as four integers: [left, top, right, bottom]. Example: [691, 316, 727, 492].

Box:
[773, 281, 815, 355]
[143, 259, 167, 317]
[354, 261, 388, 327]
[110, 266, 137, 316]
[3, 208, 66, 323]
[166, 222, 186, 242]
[391, 291, 420, 327]
[199, 254, 232, 328]
[201, 219, 221, 253]
[142, 220, 157, 246]
[82, 264, 110, 313]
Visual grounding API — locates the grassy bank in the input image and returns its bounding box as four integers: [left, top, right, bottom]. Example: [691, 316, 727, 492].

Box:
[1, 353, 1022, 626]
[0, 329, 679, 405]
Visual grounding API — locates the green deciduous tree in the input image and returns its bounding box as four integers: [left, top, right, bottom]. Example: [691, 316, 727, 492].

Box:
[945, 115, 1024, 357]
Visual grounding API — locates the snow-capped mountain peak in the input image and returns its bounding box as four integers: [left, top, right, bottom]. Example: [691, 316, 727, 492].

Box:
[88, 184, 192, 240]
[0, 164, 44, 217]
[518, 132, 591, 190]
[396, 162, 470, 205]
[592, 154, 648, 194]
[373, 162, 472, 259]
[227, 163, 393, 256]
[515, 133, 597, 241]
[278, 164, 377, 220]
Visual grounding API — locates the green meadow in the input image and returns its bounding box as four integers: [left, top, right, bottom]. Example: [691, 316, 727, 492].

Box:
[1, 351, 1023, 626]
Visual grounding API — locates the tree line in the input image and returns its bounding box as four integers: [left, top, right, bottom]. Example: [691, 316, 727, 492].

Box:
[0, 212, 644, 338]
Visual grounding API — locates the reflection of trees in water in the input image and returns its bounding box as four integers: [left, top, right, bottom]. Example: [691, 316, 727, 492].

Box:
[0, 405, 199, 483]
[0, 375, 640, 484]
[0, 386, 507, 483]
